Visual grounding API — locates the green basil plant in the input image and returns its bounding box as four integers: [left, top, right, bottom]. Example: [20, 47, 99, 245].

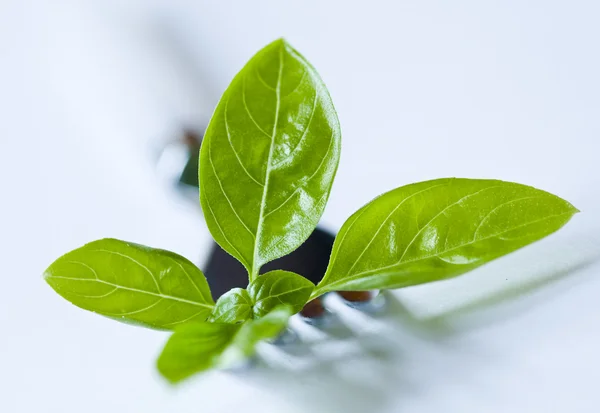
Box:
[44, 39, 578, 383]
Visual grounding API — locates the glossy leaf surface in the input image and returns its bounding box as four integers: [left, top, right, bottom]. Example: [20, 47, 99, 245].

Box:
[315, 178, 578, 295]
[248, 270, 314, 317]
[44, 239, 214, 330]
[158, 306, 292, 383]
[199, 38, 341, 278]
[209, 288, 252, 323]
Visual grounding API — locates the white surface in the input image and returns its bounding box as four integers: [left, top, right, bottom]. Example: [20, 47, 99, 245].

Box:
[1, 1, 600, 412]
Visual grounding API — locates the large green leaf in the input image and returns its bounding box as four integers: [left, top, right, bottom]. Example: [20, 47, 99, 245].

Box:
[44, 239, 214, 330]
[199, 38, 341, 279]
[158, 306, 292, 383]
[314, 178, 578, 296]
[209, 271, 314, 323]
[248, 270, 314, 317]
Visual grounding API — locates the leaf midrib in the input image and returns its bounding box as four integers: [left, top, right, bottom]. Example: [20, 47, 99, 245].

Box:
[46, 275, 214, 309]
[252, 43, 284, 279]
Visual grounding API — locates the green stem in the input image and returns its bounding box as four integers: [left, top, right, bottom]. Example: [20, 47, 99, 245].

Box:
[309, 288, 325, 301]
[249, 269, 258, 283]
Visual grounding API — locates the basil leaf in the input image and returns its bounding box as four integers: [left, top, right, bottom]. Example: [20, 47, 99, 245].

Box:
[248, 270, 314, 317]
[158, 306, 292, 383]
[199, 38, 341, 279]
[209, 288, 252, 323]
[209, 271, 314, 322]
[314, 178, 578, 295]
[44, 238, 214, 330]
[157, 322, 240, 383]
[222, 305, 292, 363]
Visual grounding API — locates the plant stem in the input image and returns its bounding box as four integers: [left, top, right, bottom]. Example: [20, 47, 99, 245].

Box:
[309, 288, 323, 301]
[249, 268, 259, 283]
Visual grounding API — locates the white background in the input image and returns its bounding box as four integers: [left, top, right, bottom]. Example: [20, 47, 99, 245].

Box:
[1, 1, 600, 412]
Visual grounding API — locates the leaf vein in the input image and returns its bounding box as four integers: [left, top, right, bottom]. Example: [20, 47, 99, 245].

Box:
[265, 129, 333, 218]
[241, 75, 272, 138]
[272, 89, 318, 168]
[472, 195, 541, 240]
[397, 185, 503, 263]
[167, 256, 211, 304]
[225, 97, 265, 186]
[104, 298, 164, 317]
[254, 67, 276, 91]
[203, 195, 250, 269]
[162, 309, 209, 327]
[254, 286, 310, 307]
[345, 183, 449, 277]
[282, 69, 307, 98]
[91, 249, 162, 294]
[208, 137, 256, 240]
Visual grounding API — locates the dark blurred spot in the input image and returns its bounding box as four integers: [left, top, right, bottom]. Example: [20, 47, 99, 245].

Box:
[337, 291, 374, 303]
[205, 227, 335, 300]
[178, 129, 202, 188]
[299, 297, 326, 319]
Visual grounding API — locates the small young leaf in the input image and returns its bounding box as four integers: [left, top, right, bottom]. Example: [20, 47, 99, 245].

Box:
[221, 305, 293, 363]
[209, 271, 314, 322]
[158, 306, 292, 383]
[199, 38, 341, 279]
[44, 239, 214, 330]
[157, 322, 240, 383]
[314, 178, 578, 296]
[248, 270, 314, 317]
[209, 288, 253, 323]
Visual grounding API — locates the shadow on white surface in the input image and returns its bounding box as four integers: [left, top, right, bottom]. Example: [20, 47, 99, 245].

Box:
[232, 248, 600, 413]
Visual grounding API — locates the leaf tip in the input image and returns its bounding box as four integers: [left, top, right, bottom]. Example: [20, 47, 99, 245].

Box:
[42, 269, 52, 286]
[563, 200, 580, 216]
[268, 37, 293, 52]
[156, 360, 182, 385]
[42, 261, 58, 285]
